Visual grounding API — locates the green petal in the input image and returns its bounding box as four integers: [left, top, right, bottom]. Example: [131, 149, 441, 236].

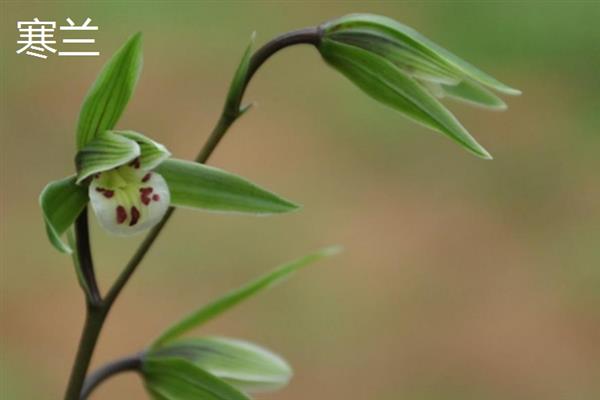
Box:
[151, 246, 341, 348]
[323, 14, 521, 95]
[320, 38, 492, 159]
[76, 32, 143, 149]
[75, 131, 141, 183]
[39, 176, 88, 253]
[147, 337, 292, 393]
[155, 158, 299, 214]
[328, 29, 461, 85]
[441, 80, 507, 110]
[143, 358, 250, 400]
[114, 130, 171, 170]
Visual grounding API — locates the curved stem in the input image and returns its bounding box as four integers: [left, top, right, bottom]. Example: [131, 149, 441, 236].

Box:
[64, 26, 322, 400]
[80, 353, 142, 399]
[74, 209, 101, 306]
[107, 25, 321, 308]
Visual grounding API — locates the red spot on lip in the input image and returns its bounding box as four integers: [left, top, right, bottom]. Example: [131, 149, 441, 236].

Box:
[116, 206, 127, 224]
[142, 173, 152, 183]
[152, 194, 160, 201]
[130, 158, 141, 169]
[129, 206, 140, 226]
[96, 187, 114, 198]
[140, 187, 153, 206]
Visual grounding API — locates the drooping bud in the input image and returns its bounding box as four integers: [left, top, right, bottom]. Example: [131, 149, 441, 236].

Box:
[316, 13, 521, 159]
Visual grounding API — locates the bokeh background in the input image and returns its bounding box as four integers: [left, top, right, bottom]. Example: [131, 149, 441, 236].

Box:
[1, 1, 599, 399]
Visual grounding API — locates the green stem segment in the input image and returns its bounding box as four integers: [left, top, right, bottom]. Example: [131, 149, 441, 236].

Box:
[64, 26, 322, 400]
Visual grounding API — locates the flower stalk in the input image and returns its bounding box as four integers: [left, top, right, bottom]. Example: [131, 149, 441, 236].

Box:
[63, 26, 322, 400]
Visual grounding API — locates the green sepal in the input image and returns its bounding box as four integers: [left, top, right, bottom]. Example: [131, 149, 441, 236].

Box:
[75, 131, 141, 183]
[319, 38, 492, 159]
[327, 29, 461, 85]
[147, 337, 292, 393]
[76, 32, 143, 149]
[322, 14, 521, 95]
[155, 158, 299, 215]
[143, 357, 250, 400]
[151, 246, 341, 348]
[39, 175, 88, 253]
[441, 80, 507, 110]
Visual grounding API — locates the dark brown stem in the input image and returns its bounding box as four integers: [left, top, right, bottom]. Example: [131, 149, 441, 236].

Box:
[74, 209, 101, 306]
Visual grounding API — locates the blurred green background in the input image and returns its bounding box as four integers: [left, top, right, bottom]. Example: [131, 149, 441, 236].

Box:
[1, 1, 599, 399]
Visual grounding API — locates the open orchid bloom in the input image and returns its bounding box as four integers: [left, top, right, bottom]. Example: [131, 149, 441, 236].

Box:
[39, 33, 297, 254]
[77, 130, 172, 235]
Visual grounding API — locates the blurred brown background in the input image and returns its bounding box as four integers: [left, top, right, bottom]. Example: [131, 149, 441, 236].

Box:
[1, 1, 599, 399]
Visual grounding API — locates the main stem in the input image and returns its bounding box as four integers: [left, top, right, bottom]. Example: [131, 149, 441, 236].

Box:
[64, 26, 321, 400]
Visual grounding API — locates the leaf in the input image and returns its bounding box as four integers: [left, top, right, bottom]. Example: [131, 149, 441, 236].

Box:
[75, 131, 141, 183]
[224, 32, 255, 117]
[39, 176, 88, 253]
[441, 80, 507, 110]
[320, 38, 492, 159]
[147, 337, 292, 393]
[323, 14, 521, 95]
[152, 246, 341, 347]
[143, 357, 250, 400]
[76, 32, 143, 149]
[155, 158, 299, 214]
[115, 130, 171, 169]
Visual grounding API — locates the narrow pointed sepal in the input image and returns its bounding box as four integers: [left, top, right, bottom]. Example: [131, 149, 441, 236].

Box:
[319, 39, 492, 159]
[40, 175, 89, 253]
[155, 158, 300, 215]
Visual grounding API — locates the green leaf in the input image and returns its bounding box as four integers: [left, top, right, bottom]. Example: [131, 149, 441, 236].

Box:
[224, 32, 255, 117]
[115, 130, 171, 169]
[152, 246, 341, 347]
[143, 357, 250, 400]
[155, 158, 299, 214]
[441, 80, 507, 110]
[320, 38, 492, 159]
[147, 337, 292, 393]
[75, 131, 140, 183]
[76, 32, 143, 149]
[39, 176, 88, 253]
[322, 14, 521, 95]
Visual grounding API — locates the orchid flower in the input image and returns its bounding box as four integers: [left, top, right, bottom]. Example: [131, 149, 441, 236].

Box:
[40, 33, 297, 254]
